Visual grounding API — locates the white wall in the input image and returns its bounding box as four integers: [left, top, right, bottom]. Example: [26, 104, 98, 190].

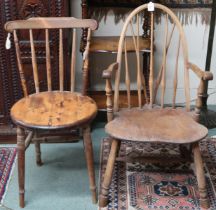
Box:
[71, 0, 216, 105]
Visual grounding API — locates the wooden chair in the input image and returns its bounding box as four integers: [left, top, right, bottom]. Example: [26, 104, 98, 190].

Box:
[99, 3, 213, 209]
[4, 17, 98, 208]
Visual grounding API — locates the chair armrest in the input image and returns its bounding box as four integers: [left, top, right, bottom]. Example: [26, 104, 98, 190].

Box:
[187, 62, 213, 121]
[187, 62, 213, 81]
[102, 62, 119, 122]
[102, 62, 119, 79]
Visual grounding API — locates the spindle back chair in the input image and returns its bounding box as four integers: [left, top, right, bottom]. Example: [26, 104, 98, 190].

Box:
[5, 17, 98, 208]
[99, 3, 213, 209]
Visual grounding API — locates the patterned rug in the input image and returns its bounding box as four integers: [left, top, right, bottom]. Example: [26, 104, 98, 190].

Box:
[99, 138, 216, 210]
[0, 147, 16, 204]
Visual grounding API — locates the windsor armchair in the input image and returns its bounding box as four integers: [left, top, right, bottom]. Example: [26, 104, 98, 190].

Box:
[99, 3, 213, 209]
[5, 17, 98, 207]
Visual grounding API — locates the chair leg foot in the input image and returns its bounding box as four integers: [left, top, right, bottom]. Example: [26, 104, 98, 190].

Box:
[83, 126, 97, 204]
[19, 191, 25, 208]
[90, 187, 97, 204]
[17, 127, 25, 208]
[99, 139, 120, 208]
[36, 160, 43, 166]
[193, 143, 210, 209]
[35, 141, 43, 166]
[99, 193, 108, 207]
[200, 193, 210, 209]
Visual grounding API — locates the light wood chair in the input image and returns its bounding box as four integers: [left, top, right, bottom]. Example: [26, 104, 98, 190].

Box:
[5, 17, 98, 208]
[99, 3, 213, 209]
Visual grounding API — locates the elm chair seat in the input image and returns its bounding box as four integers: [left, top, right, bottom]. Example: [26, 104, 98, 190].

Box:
[105, 107, 208, 144]
[11, 91, 97, 129]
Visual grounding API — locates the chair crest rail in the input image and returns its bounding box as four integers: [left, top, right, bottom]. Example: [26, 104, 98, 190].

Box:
[5, 17, 97, 31]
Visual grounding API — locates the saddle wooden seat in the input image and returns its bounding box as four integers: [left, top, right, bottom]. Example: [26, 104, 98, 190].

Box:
[11, 91, 97, 129]
[106, 107, 208, 143]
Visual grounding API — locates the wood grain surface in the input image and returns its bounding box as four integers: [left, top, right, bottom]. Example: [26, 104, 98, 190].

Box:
[90, 36, 150, 53]
[11, 91, 97, 129]
[105, 107, 208, 143]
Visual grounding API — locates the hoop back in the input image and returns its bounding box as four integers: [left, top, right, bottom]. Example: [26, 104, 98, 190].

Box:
[114, 3, 190, 112]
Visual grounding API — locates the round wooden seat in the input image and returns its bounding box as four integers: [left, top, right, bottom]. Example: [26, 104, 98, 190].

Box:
[11, 91, 97, 129]
[106, 107, 208, 144]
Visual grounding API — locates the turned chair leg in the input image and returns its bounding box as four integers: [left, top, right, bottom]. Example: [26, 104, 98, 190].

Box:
[99, 139, 120, 208]
[34, 141, 43, 166]
[83, 126, 97, 204]
[17, 126, 25, 208]
[193, 142, 210, 209]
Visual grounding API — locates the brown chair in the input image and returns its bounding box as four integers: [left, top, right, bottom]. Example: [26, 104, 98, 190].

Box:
[99, 3, 213, 209]
[4, 17, 98, 208]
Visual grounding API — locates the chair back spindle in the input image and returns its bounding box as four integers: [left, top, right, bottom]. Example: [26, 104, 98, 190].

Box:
[13, 30, 28, 97]
[149, 11, 154, 107]
[136, 15, 142, 108]
[45, 29, 52, 91]
[70, 28, 76, 92]
[29, 29, 40, 93]
[124, 40, 131, 108]
[160, 14, 168, 108]
[59, 28, 64, 91]
[173, 37, 181, 108]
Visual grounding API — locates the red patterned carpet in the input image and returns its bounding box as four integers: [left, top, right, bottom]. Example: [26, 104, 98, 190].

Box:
[0, 147, 16, 204]
[99, 138, 216, 210]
